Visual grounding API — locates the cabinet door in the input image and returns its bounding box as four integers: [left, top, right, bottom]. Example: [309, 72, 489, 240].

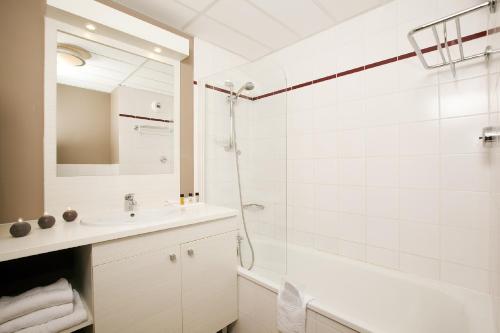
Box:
[181, 231, 238, 333]
[93, 245, 182, 333]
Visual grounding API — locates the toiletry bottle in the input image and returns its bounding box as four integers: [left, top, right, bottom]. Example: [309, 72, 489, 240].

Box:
[188, 193, 193, 204]
[195, 192, 200, 203]
[180, 194, 185, 206]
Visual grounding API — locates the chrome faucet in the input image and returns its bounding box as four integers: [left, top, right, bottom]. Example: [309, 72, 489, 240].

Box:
[124, 193, 138, 213]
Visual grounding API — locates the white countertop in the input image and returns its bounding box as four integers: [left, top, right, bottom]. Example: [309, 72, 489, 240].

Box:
[0, 204, 238, 262]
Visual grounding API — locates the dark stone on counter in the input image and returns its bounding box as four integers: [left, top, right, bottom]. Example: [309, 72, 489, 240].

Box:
[10, 222, 31, 238]
[38, 215, 56, 229]
[62, 209, 78, 222]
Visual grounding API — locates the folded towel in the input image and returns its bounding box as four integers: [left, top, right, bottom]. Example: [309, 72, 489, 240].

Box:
[0, 302, 73, 333]
[0, 279, 73, 325]
[17, 290, 88, 333]
[277, 281, 312, 333]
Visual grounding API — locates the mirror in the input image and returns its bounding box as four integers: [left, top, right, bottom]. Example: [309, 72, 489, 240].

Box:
[56, 32, 175, 177]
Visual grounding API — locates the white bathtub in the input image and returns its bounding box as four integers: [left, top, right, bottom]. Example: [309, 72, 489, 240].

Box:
[238, 238, 496, 333]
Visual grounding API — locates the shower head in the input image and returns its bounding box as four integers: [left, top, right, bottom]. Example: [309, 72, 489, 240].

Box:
[235, 81, 255, 98]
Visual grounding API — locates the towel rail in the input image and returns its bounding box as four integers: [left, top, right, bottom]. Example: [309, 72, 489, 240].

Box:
[408, 0, 500, 76]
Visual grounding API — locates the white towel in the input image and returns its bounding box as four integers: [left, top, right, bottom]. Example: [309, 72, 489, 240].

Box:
[277, 281, 312, 333]
[0, 279, 73, 324]
[17, 290, 88, 333]
[0, 302, 73, 333]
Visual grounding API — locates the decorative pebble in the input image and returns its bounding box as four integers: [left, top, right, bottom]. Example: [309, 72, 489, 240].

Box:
[38, 213, 56, 229]
[10, 219, 31, 238]
[63, 208, 78, 222]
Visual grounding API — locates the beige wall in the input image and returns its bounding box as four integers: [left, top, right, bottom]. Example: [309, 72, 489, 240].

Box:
[0, 1, 194, 222]
[57, 84, 111, 164]
[0, 0, 45, 222]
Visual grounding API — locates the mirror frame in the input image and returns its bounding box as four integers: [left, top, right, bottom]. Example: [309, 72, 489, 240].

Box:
[44, 17, 181, 215]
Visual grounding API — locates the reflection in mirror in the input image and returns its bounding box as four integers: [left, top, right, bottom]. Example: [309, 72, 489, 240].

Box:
[56, 32, 174, 177]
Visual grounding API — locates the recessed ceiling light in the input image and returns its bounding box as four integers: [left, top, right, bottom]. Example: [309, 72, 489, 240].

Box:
[154, 47, 162, 53]
[85, 23, 96, 31]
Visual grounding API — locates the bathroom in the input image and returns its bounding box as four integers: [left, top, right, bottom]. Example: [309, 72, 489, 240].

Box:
[1, 0, 500, 332]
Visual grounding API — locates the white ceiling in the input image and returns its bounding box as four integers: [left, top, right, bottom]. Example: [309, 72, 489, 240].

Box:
[112, 0, 391, 60]
[57, 32, 174, 95]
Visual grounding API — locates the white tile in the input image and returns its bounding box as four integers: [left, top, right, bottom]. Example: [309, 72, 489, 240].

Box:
[288, 134, 313, 159]
[337, 73, 365, 103]
[337, 129, 365, 157]
[338, 158, 365, 186]
[440, 76, 489, 118]
[366, 187, 399, 219]
[314, 235, 339, 255]
[400, 253, 440, 280]
[399, 121, 439, 155]
[441, 226, 490, 270]
[441, 261, 489, 293]
[337, 100, 365, 130]
[287, 85, 313, 113]
[316, 210, 338, 238]
[367, 217, 399, 250]
[400, 222, 440, 259]
[365, 125, 399, 157]
[397, 86, 439, 123]
[400, 155, 440, 189]
[338, 239, 366, 261]
[287, 110, 313, 135]
[399, 189, 439, 223]
[441, 154, 490, 192]
[313, 132, 338, 158]
[315, 184, 339, 211]
[313, 106, 338, 133]
[312, 79, 337, 108]
[440, 114, 493, 154]
[364, 27, 398, 64]
[289, 159, 314, 183]
[365, 93, 400, 127]
[206, 0, 297, 50]
[314, 158, 338, 184]
[288, 183, 314, 208]
[367, 246, 399, 269]
[335, 213, 366, 243]
[396, 57, 438, 91]
[366, 157, 399, 187]
[291, 206, 316, 233]
[364, 64, 399, 98]
[248, 0, 333, 38]
[440, 191, 490, 229]
[338, 186, 365, 214]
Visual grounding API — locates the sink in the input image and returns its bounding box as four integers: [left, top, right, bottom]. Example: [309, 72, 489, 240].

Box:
[81, 207, 180, 226]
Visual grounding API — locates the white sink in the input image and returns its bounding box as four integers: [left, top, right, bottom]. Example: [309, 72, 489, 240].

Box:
[81, 207, 180, 226]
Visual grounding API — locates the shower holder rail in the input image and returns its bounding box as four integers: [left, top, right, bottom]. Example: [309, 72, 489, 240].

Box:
[408, 0, 500, 77]
[479, 126, 500, 144]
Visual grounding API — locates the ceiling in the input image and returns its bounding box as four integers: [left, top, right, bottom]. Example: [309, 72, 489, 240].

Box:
[112, 0, 391, 60]
[57, 32, 174, 95]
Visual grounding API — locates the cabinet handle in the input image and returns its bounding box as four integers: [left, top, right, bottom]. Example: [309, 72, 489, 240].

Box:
[169, 254, 176, 261]
[187, 249, 194, 256]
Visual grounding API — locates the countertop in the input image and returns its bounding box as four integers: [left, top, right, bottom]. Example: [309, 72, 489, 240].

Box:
[0, 204, 238, 262]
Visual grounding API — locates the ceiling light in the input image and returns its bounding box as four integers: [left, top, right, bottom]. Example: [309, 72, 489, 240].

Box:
[85, 23, 96, 31]
[154, 47, 162, 53]
[57, 44, 91, 67]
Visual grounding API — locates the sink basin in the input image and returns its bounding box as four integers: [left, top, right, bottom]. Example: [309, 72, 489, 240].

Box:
[81, 207, 180, 226]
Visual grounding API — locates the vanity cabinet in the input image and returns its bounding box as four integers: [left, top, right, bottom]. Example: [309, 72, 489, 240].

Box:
[91, 218, 238, 333]
[93, 245, 182, 333]
[181, 232, 238, 333]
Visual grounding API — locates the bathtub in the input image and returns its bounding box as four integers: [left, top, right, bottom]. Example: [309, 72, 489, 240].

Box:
[238, 238, 496, 333]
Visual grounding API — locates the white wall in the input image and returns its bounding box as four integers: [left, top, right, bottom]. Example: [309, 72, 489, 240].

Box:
[244, 0, 500, 296]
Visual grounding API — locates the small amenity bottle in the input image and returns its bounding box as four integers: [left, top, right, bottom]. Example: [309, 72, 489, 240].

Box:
[180, 194, 185, 206]
[195, 192, 200, 203]
[188, 193, 193, 204]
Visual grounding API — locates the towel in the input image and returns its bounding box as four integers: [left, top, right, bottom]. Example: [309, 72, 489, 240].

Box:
[0, 279, 73, 324]
[0, 303, 73, 333]
[277, 281, 312, 333]
[17, 290, 88, 333]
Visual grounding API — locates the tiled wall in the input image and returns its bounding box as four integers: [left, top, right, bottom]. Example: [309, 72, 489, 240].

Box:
[247, 0, 500, 294]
